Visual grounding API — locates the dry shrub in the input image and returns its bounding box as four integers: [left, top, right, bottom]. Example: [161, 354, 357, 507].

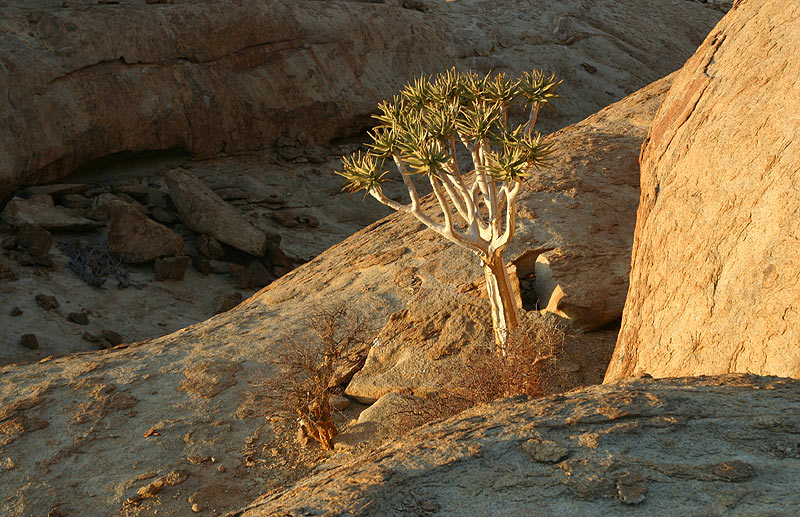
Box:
[259, 304, 372, 450]
[396, 313, 569, 429]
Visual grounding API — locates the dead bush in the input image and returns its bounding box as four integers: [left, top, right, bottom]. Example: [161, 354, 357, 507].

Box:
[258, 304, 373, 450]
[396, 313, 570, 429]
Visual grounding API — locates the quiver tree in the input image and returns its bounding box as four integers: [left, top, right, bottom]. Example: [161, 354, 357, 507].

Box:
[337, 69, 560, 347]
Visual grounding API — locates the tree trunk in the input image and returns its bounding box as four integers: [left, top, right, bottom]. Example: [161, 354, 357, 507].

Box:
[483, 251, 520, 350]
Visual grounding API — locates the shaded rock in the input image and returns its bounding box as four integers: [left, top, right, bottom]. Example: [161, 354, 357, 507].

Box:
[240, 376, 800, 516]
[228, 262, 273, 290]
[154, 255, 189, 281]
[106, 201, 184, 264]
[59, 194, 92, 209]
[228, 264, 253, 290]
[22, 184, 91, 198]
[192, 255, 212, 276]
[271, 210, 299, 228]
[110, 178, 148, 200]
[606, 1, 800, 382]
[100, 330, 122, 347]
[84, 329, 125, 349]
[265, 234, 294, 269]
[16, 224, 52, 256]
[67, 311, 90, 326]
[96, 193, 148, 217]
[329, 394, 351, 411]
[20, 334, 39, 350]
[196, 234, 225, 260]
[1, 197, 101, 231]
[14, 252, 55, 268]
[0, 0, 720, 201]
[10, 307, 22, 317]
[35, 294, 59, 310]
[208, 260, 229, 275]
[149, 206, 180, 225]
[164, 169, 266, 257]
[213, 292, 242, 314]
[247, 261, 273, 288]
[145, 188, 170, 209]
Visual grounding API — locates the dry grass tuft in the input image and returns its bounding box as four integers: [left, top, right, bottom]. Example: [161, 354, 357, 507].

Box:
[395, 313, 570, 429]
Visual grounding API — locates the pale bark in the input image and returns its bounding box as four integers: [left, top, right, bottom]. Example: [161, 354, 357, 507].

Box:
[483, 251, 521, 349]
[362, 106, 542, 346]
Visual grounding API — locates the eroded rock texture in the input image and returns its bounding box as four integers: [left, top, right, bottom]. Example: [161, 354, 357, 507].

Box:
[235, 375, 800, 516]
[0, 0, 721, 200]
[0, 77, 675, 517]
[606, 0, 800, 382]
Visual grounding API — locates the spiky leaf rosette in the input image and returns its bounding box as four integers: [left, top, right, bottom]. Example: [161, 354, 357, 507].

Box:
[339, 68, 560, 195]
[517, 70, 562, 109]
[335, 151, 388, 196]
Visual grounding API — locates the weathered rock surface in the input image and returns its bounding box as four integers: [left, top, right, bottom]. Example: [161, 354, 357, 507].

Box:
[0, 0, 721, 200]
[106, 200, 183, 263]
[522, 74, 674, 330]
[346, 73, 674, 403]
[164, 169, 266, 257]
[1, 196, 101, 231]
[0, 148, 390, 367]
[606, 0, 800, 382]
[236, 375, 800, 516]
[0, 74, 671, 516]
[346, 289, 494, 403]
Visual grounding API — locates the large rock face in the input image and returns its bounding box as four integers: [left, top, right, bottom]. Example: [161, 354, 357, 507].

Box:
[0, 0, 721, 200]
[605, 1, 800, 382]
[237, 375, 800, 516]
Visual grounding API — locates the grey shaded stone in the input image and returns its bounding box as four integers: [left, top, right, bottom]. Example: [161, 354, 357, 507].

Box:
[522, 438, 569, 463]
[107, 201, 184, 264]
[20, 334, 39, 349]
[155, 255, 189, 281]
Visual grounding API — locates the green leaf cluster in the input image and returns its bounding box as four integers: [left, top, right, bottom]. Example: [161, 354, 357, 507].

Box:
[337, 68, 561, 193]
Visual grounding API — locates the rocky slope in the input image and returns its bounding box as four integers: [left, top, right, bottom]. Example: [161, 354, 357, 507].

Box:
[0, 75, 673, 516]
[606, 0, 800, 382]
[236, 375, 800, 516]
[0, 0, 722, 200]
[0, 146, 394, 367]
[0, 69, 672, 368]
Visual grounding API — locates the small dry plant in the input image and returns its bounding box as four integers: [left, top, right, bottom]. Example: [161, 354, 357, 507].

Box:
[397, 314, 569, 428]
[260, 304, 372, 450]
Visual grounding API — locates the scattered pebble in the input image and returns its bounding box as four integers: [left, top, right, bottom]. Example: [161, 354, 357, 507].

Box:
[330, 394, 351, 411]
[35, 293, 59, 310]
[20, 334, 39, 350]
[522, 438, 569, 463]
[68, 311, 90, 325]
[616, 471, 647, 504]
